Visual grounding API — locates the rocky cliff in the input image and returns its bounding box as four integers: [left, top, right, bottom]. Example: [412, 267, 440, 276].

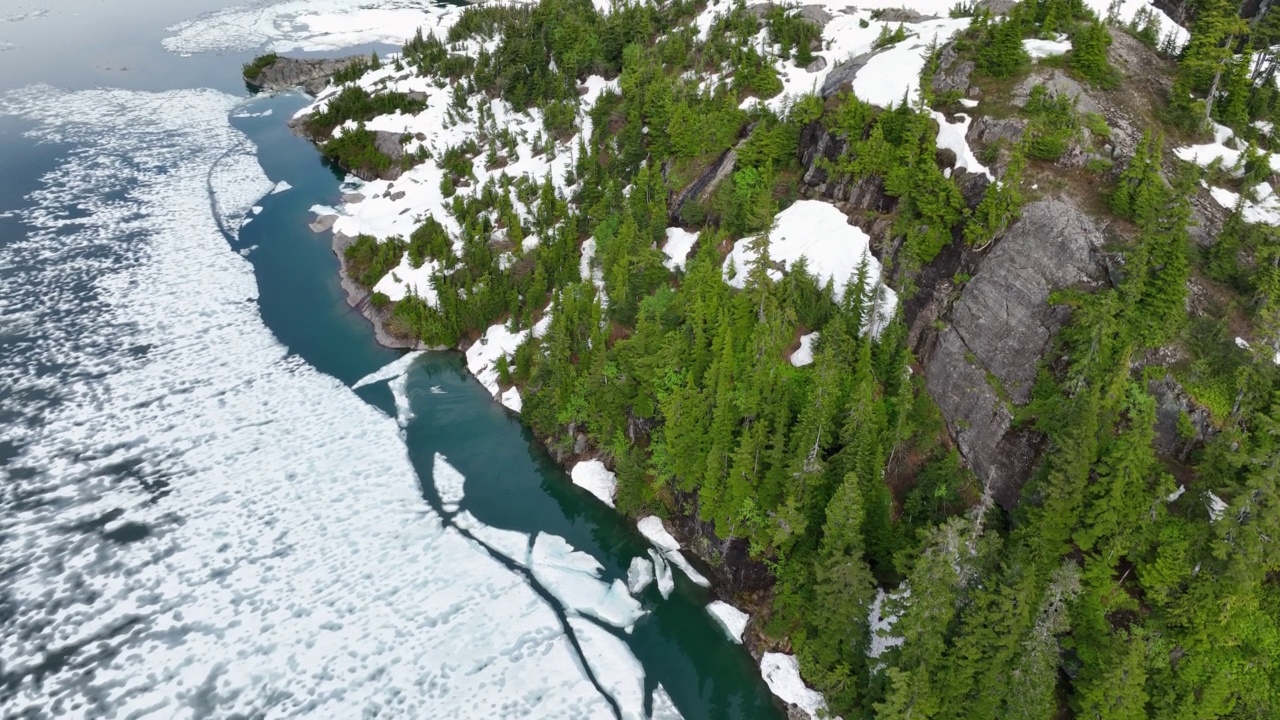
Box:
[245, 55, 365, 94]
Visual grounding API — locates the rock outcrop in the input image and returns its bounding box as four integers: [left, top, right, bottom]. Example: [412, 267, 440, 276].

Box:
[246, 55, 364, 95]
[923, 199, 1109, 506]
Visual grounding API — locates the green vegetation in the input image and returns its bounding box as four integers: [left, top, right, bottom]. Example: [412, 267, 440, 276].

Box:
[302, 86, 427, 139]
[344, 234, 406, 287]
[242, 53, 278, 82]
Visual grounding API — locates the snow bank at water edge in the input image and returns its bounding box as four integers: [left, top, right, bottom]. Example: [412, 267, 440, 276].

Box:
[637, 516, 712, 588]
[0, 84, 619, 719]
[571, 459, 618, 508]
[724, 200, 897, 335]
[760, 653, 832, 720]
[465, 316, 552, 403]
[707, 600, 750, 643]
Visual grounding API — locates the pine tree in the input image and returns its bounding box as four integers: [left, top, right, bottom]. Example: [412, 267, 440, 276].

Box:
[1070, 22, 1115, 87]
[965, 145, 1026, 249]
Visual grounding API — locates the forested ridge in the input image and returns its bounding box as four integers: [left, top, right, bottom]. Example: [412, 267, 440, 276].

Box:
[282, 0, 1280, 714]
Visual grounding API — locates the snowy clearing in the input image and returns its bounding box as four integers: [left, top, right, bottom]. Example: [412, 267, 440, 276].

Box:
[724, 200, 897, 334]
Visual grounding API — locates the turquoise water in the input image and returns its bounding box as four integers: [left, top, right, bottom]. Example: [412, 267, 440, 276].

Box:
[231, 93, 786, 719]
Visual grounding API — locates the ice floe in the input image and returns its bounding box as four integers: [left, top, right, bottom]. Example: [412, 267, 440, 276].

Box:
[650, 684, 685, 720]
[627, 556, 655, 595]
[761, 652, 831, 720]
[567, 617, 648, 720]
[649, 548, 676, 599]
[571, 459, 618, 508]
[707, 600, 750, 643]
[351, 349, 424, 389]
[433, 452, 467, 513]
[453, 511, 532, 565]
[637, 516, 711, 588]
[0, 83, 617, 719]
[530, 533, 646, 631]
[164, 0, 452, 54]
[388, 371, 414, 426]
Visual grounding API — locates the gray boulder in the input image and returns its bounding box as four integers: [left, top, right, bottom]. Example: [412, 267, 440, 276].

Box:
[821, 51, 874, 97]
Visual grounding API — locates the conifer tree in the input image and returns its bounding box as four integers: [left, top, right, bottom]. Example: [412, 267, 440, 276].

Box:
[1069, 22, 1115, 87]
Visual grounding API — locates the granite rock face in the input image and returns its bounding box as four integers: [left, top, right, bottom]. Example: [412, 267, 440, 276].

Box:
[924, 199, 1108, 506]
[246, 55, 364, 95]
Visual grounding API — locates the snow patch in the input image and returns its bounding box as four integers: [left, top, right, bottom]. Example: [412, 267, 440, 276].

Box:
[867, 587, 906, 661]
[791, 332, 817, 367]
[501, 386, 523, 413]
[1207, 491, 1229, 522]
[932, 111, 993, 180]
[571, 459, 618, 508]
[662, 227, 699, 271]
[760, 653, 830, 720]
[707, 601, 749, 643]
[724, 200, 897, 335]
[1023, 38, 1071, 59]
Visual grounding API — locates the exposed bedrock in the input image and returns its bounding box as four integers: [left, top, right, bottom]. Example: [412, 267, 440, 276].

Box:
[246, 55, 365, 94]
[922, 200, 1108, 507]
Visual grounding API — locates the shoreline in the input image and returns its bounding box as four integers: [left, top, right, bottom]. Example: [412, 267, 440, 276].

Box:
[316, 176, 806, 719]
[283, 65, 813, 720]
[324, 215, 810, 719]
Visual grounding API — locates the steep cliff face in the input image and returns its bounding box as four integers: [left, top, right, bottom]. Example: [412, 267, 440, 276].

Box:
[922, 199, 1109, 506]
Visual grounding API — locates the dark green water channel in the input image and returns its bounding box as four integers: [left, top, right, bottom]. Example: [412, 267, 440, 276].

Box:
[231, 92, 785, 720]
